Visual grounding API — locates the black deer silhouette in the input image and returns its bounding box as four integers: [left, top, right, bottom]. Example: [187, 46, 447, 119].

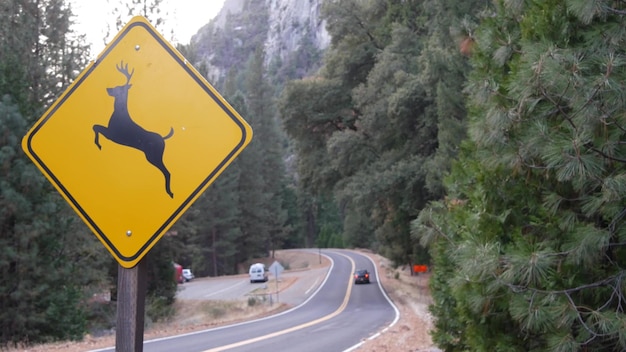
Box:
[93, 61, 174, 198]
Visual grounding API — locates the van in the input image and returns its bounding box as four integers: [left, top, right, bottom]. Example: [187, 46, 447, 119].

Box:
[249, 263, 268, 283]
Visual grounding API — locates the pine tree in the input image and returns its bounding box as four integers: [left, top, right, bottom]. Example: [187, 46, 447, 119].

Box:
[0, 0, 108, 345]
[0, 95, 100, 344]
[239, 47, 289, 259]
[173, 164, 243, 276]
[281, 0, 445, 264]
[0, 0, 89, 118]
[419, 0, 626, 350]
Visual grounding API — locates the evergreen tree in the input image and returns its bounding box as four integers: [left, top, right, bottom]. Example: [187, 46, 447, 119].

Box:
[280, 184, 305, 249]
[0, 95, 101, 344]
[239, 47, 289, 259]
[172, 164, 243, 276]
[0, 0, 110, 345]
[417, 0, 626, 350]
[417, 0, 485, 196]
[280, 0, 444, 264]
[0, 0, 89, 118]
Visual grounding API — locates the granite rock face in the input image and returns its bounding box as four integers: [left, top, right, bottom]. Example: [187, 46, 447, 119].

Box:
[264, 0, 330, 65]
[191, 0, 329, 83]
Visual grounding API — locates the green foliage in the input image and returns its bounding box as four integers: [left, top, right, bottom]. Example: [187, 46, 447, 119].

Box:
[145, 240, 178, 306]
[84, 300, 116, 337]
[316, 224, 344, 249]
[0, 0, 89, 118]
[42, 286, 87, 341]
[244, 48, 290, 258]
[280, 185, 306, 249]
[0, 1, 108, 346]
[145, 295, 175, 324]
[0, 94, 93, 345]
[417, 0, 626, 350]
[0, 0, 304, 346]
[280, 0, 478, 267]
[172, 162, 243, 276]
[171, 17, 297, 277]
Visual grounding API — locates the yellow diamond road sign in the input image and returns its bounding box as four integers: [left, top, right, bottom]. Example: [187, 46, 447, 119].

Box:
[21, 16, 253, 268]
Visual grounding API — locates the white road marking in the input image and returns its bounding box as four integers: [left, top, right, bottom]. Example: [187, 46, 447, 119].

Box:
[202, 254, 355, 352]
[305, 277, 320, 295]
[203, 279, 247, 298]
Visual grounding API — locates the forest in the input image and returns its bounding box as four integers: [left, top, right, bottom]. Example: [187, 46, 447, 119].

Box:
[2, 0, 626, 350]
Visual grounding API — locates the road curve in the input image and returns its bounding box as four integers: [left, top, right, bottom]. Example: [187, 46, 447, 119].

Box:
[91, 249, 398, 352]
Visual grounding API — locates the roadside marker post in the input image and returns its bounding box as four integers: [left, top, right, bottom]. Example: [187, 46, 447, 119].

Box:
[21, 16, 252, 351]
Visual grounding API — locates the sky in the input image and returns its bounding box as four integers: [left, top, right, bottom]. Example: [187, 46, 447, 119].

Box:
[70, 0, 226, 54]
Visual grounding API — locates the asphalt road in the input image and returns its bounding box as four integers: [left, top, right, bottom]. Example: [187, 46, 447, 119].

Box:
[92, 249, 398, 352]
[175, 261, 329, 305]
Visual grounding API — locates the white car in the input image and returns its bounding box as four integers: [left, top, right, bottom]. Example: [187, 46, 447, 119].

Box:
[249, 263, 268, 283]
[182, 269, 194, 282]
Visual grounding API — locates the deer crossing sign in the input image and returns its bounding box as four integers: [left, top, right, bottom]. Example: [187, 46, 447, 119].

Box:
[22, 16, 253, 268]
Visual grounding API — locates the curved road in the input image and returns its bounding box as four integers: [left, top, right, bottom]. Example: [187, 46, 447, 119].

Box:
[92, 250, 398, 352]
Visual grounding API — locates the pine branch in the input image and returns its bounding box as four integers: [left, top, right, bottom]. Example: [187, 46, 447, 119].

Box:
[504, 271, 626, 345]
[608, 207, 626, 235]
[587, 144, 626, 164]
[503, 271, 622, 296]
[607, 7, 626, 16]
[601, 114, 626, 134]
[562, 290, 614, 344]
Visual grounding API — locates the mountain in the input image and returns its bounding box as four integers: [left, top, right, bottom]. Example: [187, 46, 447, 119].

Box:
[189, 0, 330, 85]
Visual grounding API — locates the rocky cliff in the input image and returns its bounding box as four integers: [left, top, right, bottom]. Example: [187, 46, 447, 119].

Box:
[190, 0, 329, 84]
[264, 0, 330, 65]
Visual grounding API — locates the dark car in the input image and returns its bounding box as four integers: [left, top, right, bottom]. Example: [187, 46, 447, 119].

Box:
[354, 269, 370, 284]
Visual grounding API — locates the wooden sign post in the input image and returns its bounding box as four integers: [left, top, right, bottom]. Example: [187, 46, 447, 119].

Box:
[116, 260, 147, 351]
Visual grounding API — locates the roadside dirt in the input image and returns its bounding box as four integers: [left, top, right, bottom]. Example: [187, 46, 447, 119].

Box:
[9, 249, 437, 352]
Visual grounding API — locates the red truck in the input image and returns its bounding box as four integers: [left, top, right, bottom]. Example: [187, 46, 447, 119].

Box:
[173, 262, 183, 284]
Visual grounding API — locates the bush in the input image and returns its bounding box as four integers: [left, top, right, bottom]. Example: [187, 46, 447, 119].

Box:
[84, 300, 116, 337]
[145, 295, 175, 324]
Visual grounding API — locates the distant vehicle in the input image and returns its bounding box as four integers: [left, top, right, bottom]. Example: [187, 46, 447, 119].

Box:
[249, 263, 269, 283]
[173, 262, 183, 284]
[182, 269, 194, 282]
[354, 269, 370, 284]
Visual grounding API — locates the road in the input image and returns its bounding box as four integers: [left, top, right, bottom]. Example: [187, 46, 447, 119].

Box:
[92, 250, 398, 352]
[175, 262, 329, 305]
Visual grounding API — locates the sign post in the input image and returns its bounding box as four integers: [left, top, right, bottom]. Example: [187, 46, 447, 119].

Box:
[116, 259, 147, 352]
[269, 261, 285, 304]
[21, 16, 252, 351]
